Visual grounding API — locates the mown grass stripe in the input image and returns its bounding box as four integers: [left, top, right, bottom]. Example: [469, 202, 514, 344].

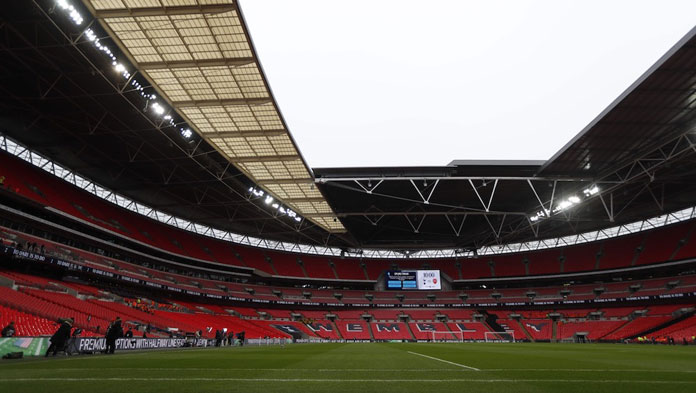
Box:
[0, 378, 694, 384]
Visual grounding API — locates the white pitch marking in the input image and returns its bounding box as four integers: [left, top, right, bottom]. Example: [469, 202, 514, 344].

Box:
[407, 351, 480, 371]
[0, 378, 694, 384]
[11, 367, 696, 374]
[483, 369, 696, 373]
[16, 368, 467, 372]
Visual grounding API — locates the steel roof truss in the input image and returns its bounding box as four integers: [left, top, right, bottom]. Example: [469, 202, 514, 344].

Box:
[468, 178, 498, 212]
[404, 214, 426, 234]
[409, 179, 439, 204]
[445, 213, 467, 237]
[92, 4, 237, 19]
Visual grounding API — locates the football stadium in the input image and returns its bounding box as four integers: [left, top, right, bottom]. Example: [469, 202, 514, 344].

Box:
[1, 1, 696, 392]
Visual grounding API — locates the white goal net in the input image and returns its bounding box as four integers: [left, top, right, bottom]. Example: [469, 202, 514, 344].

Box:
[431, 331, 464, 342]
[484, 331, 515, 342]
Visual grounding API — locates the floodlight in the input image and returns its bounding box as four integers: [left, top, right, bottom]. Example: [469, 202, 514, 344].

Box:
[583, 185, 600, 196]
[557, 200, 572, 211]
[151, 102, 165, 115]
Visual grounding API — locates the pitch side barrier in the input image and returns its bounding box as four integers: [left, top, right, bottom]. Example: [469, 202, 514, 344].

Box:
[4, 245, 696, 308]
[75, 337, 208, 353]
[293, 339, 501, 343]
[295, 339, 372, 344]
[0, 337, 213, 358]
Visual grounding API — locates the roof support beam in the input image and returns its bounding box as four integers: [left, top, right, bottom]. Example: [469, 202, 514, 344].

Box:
[301, 211, 528, 218]
[258, 178, 314, 185]
[445, 214, 467, 237]
[283, 197, 326, 203]
[317, 176, 596, 183]
[410, 179, 439, 204]
[405, 214, 426, 234]
[138, 58, 255, 70]
[93, 5, 236, 18]
[468, 178, 498, 212]
[354, 179, 383, 194]
[231, 155, 299, 163]
[175, 97, 272, 107]
[206, 129, 287, 138]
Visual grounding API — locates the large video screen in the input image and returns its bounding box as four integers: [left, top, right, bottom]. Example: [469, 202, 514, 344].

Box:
[385, 270, 441, 290]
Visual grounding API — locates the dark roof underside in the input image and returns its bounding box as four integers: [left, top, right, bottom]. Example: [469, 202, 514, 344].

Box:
[2, 2, 696, 251]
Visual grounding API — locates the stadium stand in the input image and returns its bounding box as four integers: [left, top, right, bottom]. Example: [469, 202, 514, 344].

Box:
[336, 320, 371, 340]
[304, 320, 341, 339]
[498, 319, 530, 339]
[4, 151, 696, 289]
[0, 304, 57, 336]
[371, 322, 412, 340]
[2, 263, 696, 343]
[270, 253, 304, 278]
[558, 320, 626, 341]
[527, 249, 562, 276]
[597, 235, 643, 270]
[519, 319, 553, 341]
[460, 259, 492, 279]
[635, 223, 692, 265]
[301, 256, 336, 279]
[649, 316, 696, 341]
[332, 259, 368, 280]
[409, 322, 454, 340]
[446, 322, 491, 340]
[602, 316, 675, 341]
[3, 155, 696, 344]
[561, 243, 600, 273]
[489, 255, 526, 277]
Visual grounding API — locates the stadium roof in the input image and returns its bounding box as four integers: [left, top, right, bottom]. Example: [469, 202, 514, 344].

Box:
[540, 26, 696, 177]
[1, 1, 696, 251]
[80, 0, 344, 233]
[0, 0, 350, 247]
[314, 25, 696, 249]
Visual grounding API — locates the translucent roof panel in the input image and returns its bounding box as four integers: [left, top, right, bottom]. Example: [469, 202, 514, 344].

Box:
[84, 0, 344, 232]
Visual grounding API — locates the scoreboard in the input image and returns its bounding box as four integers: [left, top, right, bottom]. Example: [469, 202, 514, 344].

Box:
[385, 270, 441, 290]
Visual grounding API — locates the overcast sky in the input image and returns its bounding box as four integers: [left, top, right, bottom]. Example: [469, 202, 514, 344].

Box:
[240, 1, 696, 168]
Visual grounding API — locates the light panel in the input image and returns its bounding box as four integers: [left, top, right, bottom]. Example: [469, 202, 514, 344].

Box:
[82, 0, 344, 232]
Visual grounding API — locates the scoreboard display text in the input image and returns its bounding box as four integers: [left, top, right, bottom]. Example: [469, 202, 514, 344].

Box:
[385, 270, 441, 290]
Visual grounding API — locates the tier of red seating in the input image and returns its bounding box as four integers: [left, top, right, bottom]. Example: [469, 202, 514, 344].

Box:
[4, 227, 696, 309]
[335, 320, 371, 340]
[1, 269, 694, 342]
[518, 319, 553, 340]
[0, 304, 57, 336]
[3, 151, 696, 284]
[649, 315, 696, 341]
[496, 319, 529, 340]
[557, 320, 626, 340]
[602, 316, 673, 341]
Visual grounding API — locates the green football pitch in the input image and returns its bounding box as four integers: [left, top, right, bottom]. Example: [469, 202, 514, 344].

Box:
[1, 343, 695, 393]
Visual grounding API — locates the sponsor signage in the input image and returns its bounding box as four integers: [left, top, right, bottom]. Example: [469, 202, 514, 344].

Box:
[75, 337, 188, 352]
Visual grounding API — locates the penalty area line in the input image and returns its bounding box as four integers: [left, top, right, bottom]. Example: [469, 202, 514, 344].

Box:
[407, 351, 480, 371]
